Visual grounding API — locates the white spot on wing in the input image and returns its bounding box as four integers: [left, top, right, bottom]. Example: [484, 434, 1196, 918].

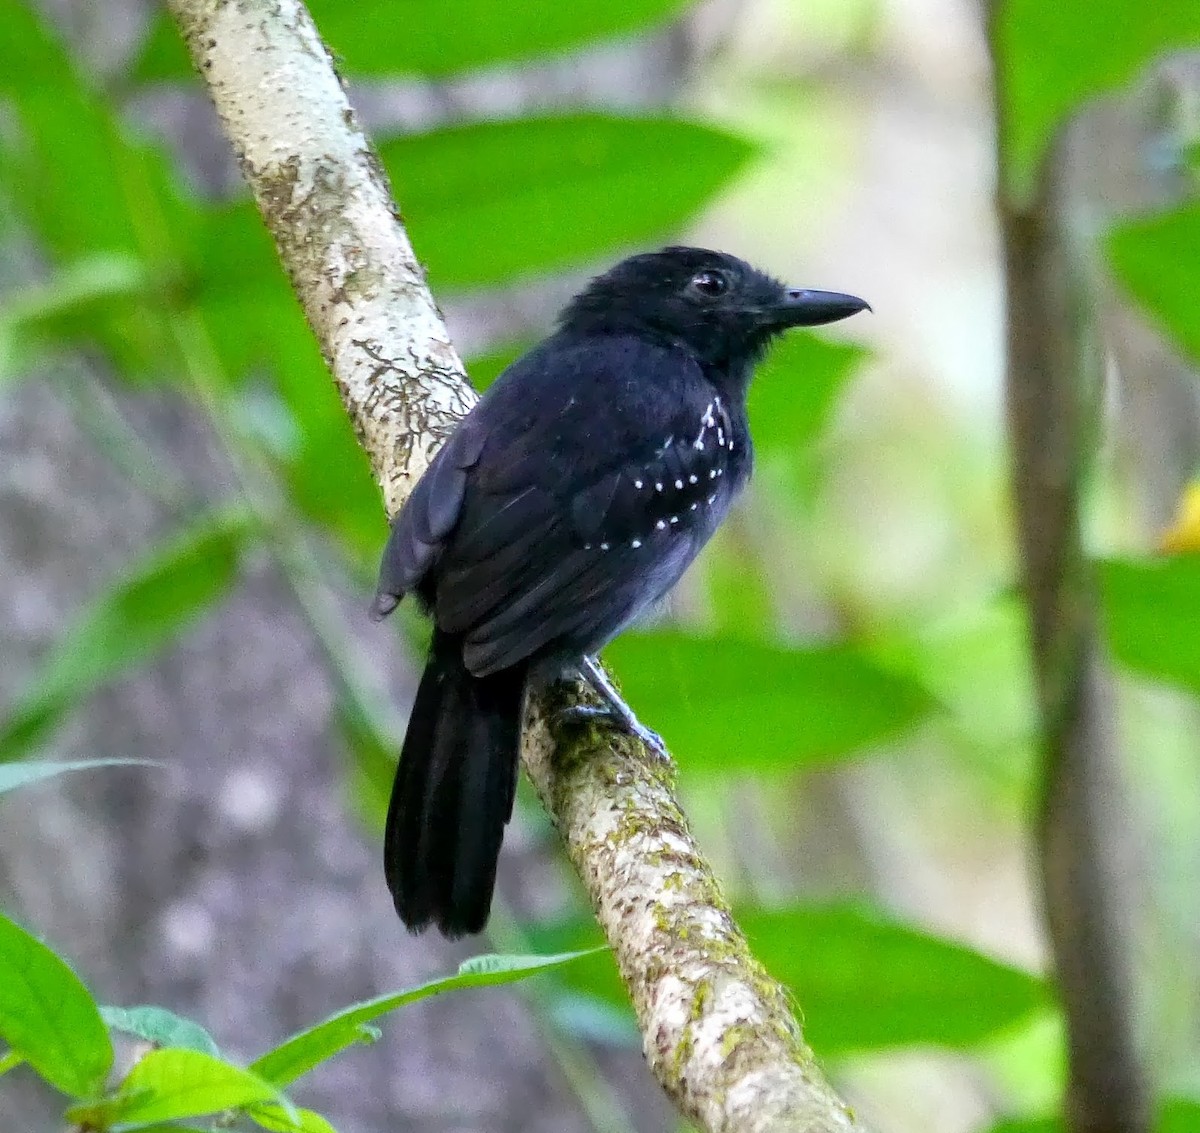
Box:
[631, 539, 642, 548]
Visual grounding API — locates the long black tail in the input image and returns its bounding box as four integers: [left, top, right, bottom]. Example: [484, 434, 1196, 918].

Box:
[385, 628, 526, 936]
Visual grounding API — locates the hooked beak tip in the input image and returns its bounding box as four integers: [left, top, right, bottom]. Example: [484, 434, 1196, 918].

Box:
[779, 289, 871, 326]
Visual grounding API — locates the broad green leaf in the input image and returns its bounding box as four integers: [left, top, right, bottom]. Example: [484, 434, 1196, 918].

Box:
[1161, 1097, 1200, 1133]
[117, 1127, 207, 1133]
[546, 992, 638, 1047]
[0, 1050, 25, 1076]
[955, 1108, 1200, 1133]
[0, 255, 148, 380]
[985, 1119, 1061, 1133]
[133, 0, 692, 81]
[1107, 204, 1200, 367]
[68, 1049, 282, 1127]
[748, 333, 867, 454]
[0, 912, 112, 1096]
[465, 342, 529, 392]
[741, 905, 1050, 1052]
[0, 512, 250, 762]
[0, 0, 194, 379]
[0, 758, 160, 796]
[382, 114, 755, 289]
[248, 1101, 339, 1133]
[101, 1005, 219, 1057]
[251, 949, 601, 1086]
[701, 522, 776, 637]
[995, 2, 1200, 199]
[336, 700, 401, 831]
[603, 632, 935, 772]
[534, 905, 1050, 1055]
[1100, 554, 1200, 695]
[983, 1106, 1200, 1133]
[193, 203, 384, 558]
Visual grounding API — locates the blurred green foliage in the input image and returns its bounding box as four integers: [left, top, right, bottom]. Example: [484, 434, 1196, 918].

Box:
[133, 0, 693, 81]
[1, 0, 1199, 1130]
[994, 3, 1200, 198]
[1108, 204, 1200, 368]
[533, 903, 1050, 1055]
[0, 876, 592, 1133]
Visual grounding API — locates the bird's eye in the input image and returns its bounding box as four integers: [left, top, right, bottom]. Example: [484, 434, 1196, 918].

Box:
[689, 270, 728, 297]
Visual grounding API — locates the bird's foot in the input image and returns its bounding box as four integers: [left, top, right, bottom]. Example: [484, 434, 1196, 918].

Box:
[555, 703, 669, 761]
[554, 657, 671, 764]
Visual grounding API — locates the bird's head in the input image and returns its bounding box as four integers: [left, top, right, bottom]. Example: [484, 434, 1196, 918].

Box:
[559, 246, 869, 375]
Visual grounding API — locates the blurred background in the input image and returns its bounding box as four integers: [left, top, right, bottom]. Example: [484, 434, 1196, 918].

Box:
[1, 0, 1199, 1130]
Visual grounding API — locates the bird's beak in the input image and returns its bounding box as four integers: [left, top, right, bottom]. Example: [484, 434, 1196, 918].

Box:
[768, 289, 871, 328]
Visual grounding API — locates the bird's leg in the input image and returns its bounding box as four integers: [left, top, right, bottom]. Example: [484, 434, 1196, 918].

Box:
[556, 656, 670, 762]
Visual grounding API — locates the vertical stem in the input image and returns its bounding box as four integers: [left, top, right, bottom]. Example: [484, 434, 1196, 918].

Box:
[989, 13, 1150, 1132]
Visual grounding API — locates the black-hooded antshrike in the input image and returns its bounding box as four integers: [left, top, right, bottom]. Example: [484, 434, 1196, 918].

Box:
[372, 246, 868, 937]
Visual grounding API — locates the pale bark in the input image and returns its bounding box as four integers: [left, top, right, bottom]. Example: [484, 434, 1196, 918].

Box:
[164, 0, 861, 1128]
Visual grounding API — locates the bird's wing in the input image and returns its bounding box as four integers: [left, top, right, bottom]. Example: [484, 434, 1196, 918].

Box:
[438, 394, 739, 676]
[375, 334, 742, 676]
[372, 416, 487, 620]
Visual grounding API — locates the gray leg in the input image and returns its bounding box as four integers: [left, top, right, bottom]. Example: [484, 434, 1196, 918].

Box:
[556, 656, 669, 761]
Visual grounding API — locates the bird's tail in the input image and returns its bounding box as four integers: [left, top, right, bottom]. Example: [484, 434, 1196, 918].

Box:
[385, 628, 525, 936]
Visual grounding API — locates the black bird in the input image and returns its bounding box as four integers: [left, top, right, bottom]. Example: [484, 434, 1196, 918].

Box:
[373, 246, 868, 936]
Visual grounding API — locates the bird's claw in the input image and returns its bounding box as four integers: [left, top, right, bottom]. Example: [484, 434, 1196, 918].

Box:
[555, 703, 671, 764]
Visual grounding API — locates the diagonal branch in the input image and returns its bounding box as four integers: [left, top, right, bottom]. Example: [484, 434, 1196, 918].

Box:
[165, 1, 860, 1129]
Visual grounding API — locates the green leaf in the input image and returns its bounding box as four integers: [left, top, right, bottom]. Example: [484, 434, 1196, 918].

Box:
[995, 2, 1200, 198]
[68, 1049, 282, 1127]
[133, 0, 692, 81]
[748, 333, 867, 454]
[546, 992, 638, 1047]
[0, 758, 160, 795]
[1100, 554, 1200, 695]
[533, 905, 1050, 1055]
[984, 1119, 1061, 1133]
[0, 511, 250, 762]
[0, 255, 148, 380]
[0, 0, 194, 380]
[742, 904, 1051, 1052]
[979, 1108, 1200, 1133]
[0, 1050, 25, 1076]
[465, 342, 529, 392]
[251, 949, 601, 1086]
[248, 1101, 339, 1133]
[0, 911, 112, 1096]
[1161, 1097, 1200, 1133]
[603, 632, 935, 773]
[1107, 203, 1200, 367]
[101, 1005, 219, 1057]
[382, 114, 756, 289]
[193, 203, 385, 559]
